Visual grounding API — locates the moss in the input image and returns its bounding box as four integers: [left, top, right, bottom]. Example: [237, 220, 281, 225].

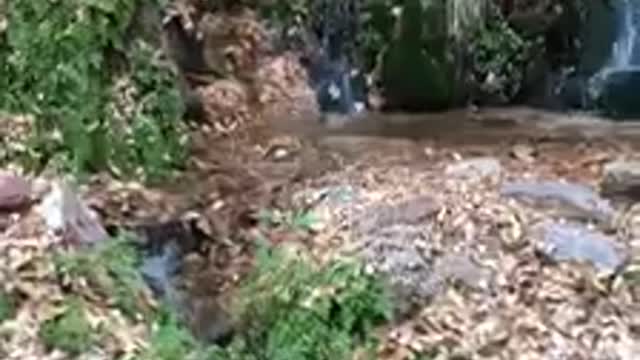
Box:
[380, 0, 453, 111]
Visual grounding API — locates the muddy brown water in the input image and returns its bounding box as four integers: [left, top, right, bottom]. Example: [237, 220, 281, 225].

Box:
[272, 106, 640, 147]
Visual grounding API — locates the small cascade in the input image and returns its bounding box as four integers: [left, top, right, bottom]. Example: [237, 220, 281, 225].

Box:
[297, 0, 368, 115]
[610, 0, 639, 68]
[587, 0, 640, 118]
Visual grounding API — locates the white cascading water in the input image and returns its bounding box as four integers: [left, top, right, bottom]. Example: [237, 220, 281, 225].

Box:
[609, 0, 638, 68]
[587, 0, 640, 102]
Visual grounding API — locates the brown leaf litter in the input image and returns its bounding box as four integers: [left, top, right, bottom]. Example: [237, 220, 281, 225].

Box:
[287, 139, 640, 360]
[0, 176, 157, 359]
[177, 6, 319, 137]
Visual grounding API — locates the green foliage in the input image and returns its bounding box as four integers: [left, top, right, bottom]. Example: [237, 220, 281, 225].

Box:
[141, 310, 199, 360]
[45, 234, 391, 359]
[212, 242, 392, 360]
[258, 0, 399, 71]
[358, 0, 399, 70]
[256, 208, 320, 232]
[470, 16, 538, 101]
[0, 0, 186, 182]
[0, 291, 16, 323]
[50, 236, 203, 359]
[53, 236, 148, 319]
[39, 298, 96, 355]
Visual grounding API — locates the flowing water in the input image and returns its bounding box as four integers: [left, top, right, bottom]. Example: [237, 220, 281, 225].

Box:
[587, 0, 640, 118]
[610, 0, 640, 68]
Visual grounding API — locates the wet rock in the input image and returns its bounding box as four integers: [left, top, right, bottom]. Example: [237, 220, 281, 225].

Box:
[0, 172, 31, 211]
[139, 233, 235, 345]
[600, 159, 640, 201]
[140, 242, 182, 298]
[445, 157, 502, 179]
[537, 222, 627, 274]
[36, 181, 108, 246]
[132, 217, 207, 255]
[186, 296, 235, 346]
[500, 180, 614, 224]
[597, 69, 640, 119]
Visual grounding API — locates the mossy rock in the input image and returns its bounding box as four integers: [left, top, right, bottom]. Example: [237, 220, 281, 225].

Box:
[379, 0, 453, 111]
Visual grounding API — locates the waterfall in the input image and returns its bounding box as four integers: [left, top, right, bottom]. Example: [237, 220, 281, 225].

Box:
[586, 0, 640, 109]
[609, 0, 640, 68]
[582, 0, 640, 118]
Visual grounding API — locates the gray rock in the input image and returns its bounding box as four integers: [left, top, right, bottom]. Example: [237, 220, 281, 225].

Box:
[501, 180, 614, 224]
[600, 159, 640, 200]
[538, 222, 627, 274]
[357, 223, 491, 313]
[357, 224, 440, 303]
[356, 195, 439, 234]
[0, 172, 31, 211]
[445, 157, 502, 179]
[37, 181, 109, 245]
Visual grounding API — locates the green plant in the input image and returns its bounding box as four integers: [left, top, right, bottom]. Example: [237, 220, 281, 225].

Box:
[0, 0, 186, 182]
[213, 242, 392, 359]
[0, 291, 15, 323]
[470, 16, 538, 100]
[141, 310, 199, 360]
[256, 208, 320, 232]
[39, 298, 96, 355]
[54, 236, 148, 319]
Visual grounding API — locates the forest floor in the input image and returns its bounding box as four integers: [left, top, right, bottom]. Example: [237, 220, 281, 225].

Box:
[2, 107, 640, 359]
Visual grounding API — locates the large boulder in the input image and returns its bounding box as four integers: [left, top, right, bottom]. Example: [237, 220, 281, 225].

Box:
[596, 68, 640, 119]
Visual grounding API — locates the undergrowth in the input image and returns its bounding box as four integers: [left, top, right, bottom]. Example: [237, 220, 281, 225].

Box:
[42, 232, 392, 359]
[205, 241, 393, 359]
[53, 235, 150, 320]
[0, 0, 186, 182]
[256, 207, 320, 233]
[39, 297, 96, 356]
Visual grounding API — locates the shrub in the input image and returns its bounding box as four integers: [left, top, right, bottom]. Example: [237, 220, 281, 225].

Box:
[54, 236, 149, 320]
[210, 241, 393, 359]
[0, 0, 186, 182]
[39, 298, 96, 355]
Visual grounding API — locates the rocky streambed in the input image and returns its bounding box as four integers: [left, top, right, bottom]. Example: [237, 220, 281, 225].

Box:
[2, 107, 640, 359]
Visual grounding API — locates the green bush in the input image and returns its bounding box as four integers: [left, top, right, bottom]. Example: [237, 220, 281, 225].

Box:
[39, 298, 96, 355]
[0, 0, 186, 182]
[470, 16, 537, 101]
[54, 236, 148, 320]
[210, 242, 393, 360]
[46, 233, 392, 359]
[141, 311, 199, 360]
